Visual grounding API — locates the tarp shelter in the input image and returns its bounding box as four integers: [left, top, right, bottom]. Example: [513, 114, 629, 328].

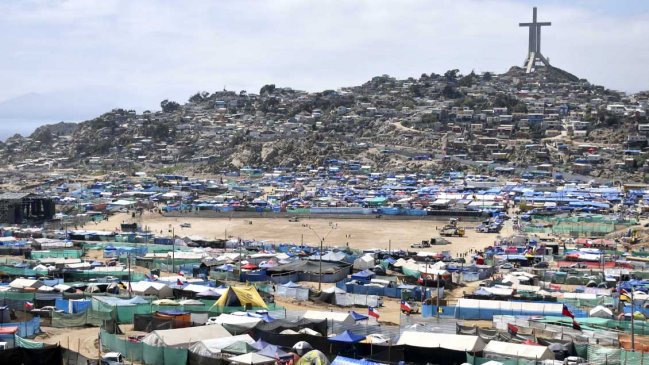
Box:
[303, 311, 355, 326]
[296, 350, 330, 365]
[188, 334, 255, 358]
[227, 352, 276, 365]
[212, 286, 267, 309]
[142, 323, 231, 348]
[396, 332, 485, 352]
[349, 311, 368, 321]
[483, 341, 554, 361]
[329, 330, 365, 343]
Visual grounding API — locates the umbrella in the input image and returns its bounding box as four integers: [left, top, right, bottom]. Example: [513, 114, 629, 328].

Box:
[292, 341, 313, 356]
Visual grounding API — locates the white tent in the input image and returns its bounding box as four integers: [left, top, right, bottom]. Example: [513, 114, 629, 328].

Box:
[227, 352, 275, 365]
[353, 254, 375, 270]
[142, 324, 231, 348]
[483, 341, 554, 361]
[130, 282, 173, 298]
[589, 305, 613, 318]
[9, 278, 43, 290]
[188, 334, 254, 358]
[303, 310, 355, 326]
[396, 331, 485, 352]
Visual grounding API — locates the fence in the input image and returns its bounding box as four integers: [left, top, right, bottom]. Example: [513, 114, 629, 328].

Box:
[101, 329, 188, 365]
[30, 250, 82, 259]
[335, 279, 403, 298]
[275, 286, 309, 301]
[0, 317, 41, 337]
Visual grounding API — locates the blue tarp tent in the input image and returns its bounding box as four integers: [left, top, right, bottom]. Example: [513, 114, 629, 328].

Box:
[349, 311, 368, 321]
[329, 330, 365, 343]
[332, 356, 384, 365]
[257, 344, 292, 359]
[351, 270, 375, 284]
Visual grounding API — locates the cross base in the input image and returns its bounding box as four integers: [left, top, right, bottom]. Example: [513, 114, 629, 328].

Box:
[524, 52, 550, 73]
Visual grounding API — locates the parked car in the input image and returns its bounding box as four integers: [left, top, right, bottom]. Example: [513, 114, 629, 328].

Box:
[363, 333, 391, 344]
[180, 222, 191, 228]
[499, 263, 514, 270]
[533, 261, 549, 269]
[101, 352, 124, 365]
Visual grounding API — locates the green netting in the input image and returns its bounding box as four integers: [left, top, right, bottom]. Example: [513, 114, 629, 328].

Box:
[15, 335, 44, 349]
[574, 343, 589, 359]
[163, 347, 187, 365]
[126, 341, 144, 362]
[31, 250, 82, 259]
[52, 309, 113, 327]
[0, 292, 36, 300]
[143, 343, 164, 365]
[0, 266, 48, 276]
[466, 353, 536, 365]
[588, 344, 620, 365]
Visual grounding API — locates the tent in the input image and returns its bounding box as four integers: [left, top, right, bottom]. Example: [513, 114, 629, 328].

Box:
[257, 344, 293, 359]
[589, 305, 613, 318]
[353, 255, 375, 270]
[221, 341, 258, 355]
[296, 350, 330, 365]
[351, 270, 375, 284]
[142, 323, 231, 348]
[329, 330, 365, 343]
[396, 332, 486, 352]
[212, 286, 267, 309]
[332, 356, 384, 365]
[209, 313, 262, 334]
[227, 352, 276, 365]
[303, 310, 355, 326]
[188, 334, 255, 358]
[483, 341, 554, 361]
[349, 311, 368, 321]
[130, 282, 173, 298]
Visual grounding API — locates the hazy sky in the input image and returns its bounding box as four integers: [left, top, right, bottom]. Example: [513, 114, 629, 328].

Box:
[1, 0, 648, 117]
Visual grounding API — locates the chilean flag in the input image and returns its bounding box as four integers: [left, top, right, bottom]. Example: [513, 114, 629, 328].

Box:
[368, 307, 380, 319]
[400, 300, 412, 312]
[562, 304, 575, 319]
[24, 301, 34, 310]
[177, 278, 184, 286]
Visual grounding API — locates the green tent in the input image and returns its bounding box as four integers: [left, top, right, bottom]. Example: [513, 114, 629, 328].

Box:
[221, 341, 258, 355]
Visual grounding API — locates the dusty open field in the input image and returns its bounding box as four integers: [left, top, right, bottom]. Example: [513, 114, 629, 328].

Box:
[93, 212, 512, 255]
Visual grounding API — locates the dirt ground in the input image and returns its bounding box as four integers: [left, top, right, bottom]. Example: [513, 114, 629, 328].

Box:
[36, 326, 101, 359]
[93, 212, 513, 256]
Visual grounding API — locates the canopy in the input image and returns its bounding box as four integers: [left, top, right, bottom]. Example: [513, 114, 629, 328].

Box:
[212, 286, 267, 309]
[188, 334, 255, 357]
[589, 305, 613, 318]
[329, 330, 365, 343]
[296, 350, 330, 365]
[349, 311, 368, 321]
[331, 356, 383, 365]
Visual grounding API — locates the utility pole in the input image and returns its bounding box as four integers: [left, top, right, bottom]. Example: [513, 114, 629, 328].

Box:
[436, 273, 441, 319]
[127, 252, 132, 298]
[172, 227, 176, 273]
[307, 225, 335, 292]
[631, 288, 636, 352]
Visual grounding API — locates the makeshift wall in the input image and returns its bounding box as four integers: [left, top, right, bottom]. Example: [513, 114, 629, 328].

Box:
[101, 329, 188, 365]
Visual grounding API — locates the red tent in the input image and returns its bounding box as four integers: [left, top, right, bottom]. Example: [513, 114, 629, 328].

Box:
[241, 263, 258, 270]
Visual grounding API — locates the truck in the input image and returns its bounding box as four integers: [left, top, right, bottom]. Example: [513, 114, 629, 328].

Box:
[440, 218, 465, 237]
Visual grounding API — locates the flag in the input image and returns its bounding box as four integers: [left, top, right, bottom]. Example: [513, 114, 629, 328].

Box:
[177, 279, 184, 286]
[400, 300, 412, 312]
[572, 319, 581, 331]
[24, 301, 34, 310]
[507, 323, 518, 336]
[368, 307, 380, 319]
[562, 304, 575, 319]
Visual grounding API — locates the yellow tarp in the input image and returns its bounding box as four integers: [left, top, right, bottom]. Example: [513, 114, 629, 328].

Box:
[212, 286, 267, 309]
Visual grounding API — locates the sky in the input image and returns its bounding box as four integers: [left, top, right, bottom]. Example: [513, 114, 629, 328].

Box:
[0, 0, 648, 134]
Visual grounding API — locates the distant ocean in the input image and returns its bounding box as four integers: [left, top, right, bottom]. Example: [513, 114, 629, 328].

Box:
[0, 118, 70, 141]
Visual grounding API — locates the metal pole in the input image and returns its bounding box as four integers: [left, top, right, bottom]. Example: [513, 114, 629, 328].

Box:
[632, 288, 636, 352]
[172, 227, 175, 273]
[319, 238, 323, 291]
[127, 252, 132, 298]
[436, 273, 441, 319]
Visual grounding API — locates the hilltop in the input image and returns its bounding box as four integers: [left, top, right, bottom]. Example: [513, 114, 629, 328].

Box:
[1, 65, 648, 182]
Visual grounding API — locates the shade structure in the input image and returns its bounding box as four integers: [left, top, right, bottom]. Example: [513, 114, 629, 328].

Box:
[252, 338, 271, 350]
[328, 330, 365, 343]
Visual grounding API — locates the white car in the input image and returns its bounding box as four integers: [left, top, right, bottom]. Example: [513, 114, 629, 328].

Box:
[632, 291, 649, 301]
[363, 333, 391, 345]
